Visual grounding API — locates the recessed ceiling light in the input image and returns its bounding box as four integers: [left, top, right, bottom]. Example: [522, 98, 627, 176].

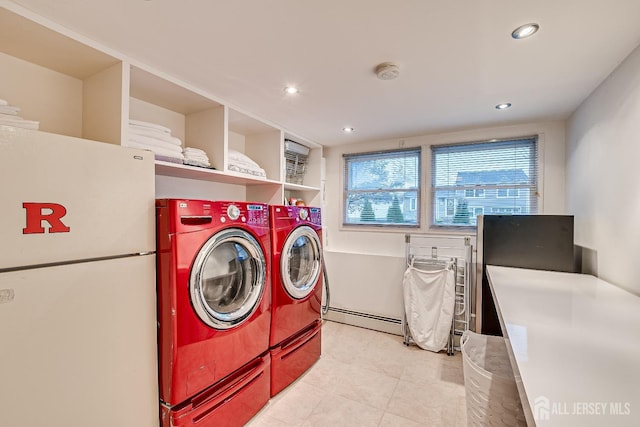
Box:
[511, 23, 539, 40]
[342, 127, 355, 133]
[284, 86, 299, 95]
[495, 103, 512, 110]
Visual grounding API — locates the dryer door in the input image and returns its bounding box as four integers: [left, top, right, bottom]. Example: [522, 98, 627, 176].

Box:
[281, 225, 322, 299]
[190, 228, 266, 330]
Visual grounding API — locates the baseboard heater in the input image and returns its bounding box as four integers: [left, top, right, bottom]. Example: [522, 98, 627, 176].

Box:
[324, 307, 403, 336]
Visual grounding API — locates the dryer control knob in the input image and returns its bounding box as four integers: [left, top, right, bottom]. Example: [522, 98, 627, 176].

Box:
[227, 205, 240, 220]
[299, 208, 309, 220]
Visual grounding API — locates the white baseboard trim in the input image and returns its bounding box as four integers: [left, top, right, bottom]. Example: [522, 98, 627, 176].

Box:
[323, 307, 403, 336]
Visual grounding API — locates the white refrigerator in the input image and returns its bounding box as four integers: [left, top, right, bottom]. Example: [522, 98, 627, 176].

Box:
[0, 126, 159, 426]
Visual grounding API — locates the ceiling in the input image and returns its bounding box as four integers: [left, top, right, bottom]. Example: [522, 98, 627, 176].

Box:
[9, 0, 640, 147]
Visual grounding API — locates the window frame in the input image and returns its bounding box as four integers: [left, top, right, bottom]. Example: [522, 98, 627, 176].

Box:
[429, 136, 539, 229]
[342, 146, 422, 228]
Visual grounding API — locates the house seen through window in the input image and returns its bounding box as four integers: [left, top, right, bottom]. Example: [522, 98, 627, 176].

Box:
[431, 137, 538, 227]
[343, 147, 421, 227]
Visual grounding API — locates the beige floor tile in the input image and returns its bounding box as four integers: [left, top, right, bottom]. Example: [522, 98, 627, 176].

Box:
[357, 333, 411, 379]
[248, 321, 468, 427]
[386, 379, 462, 425]
[245, 413, 293, 427]
[332, 362, 399, 409]
[298, 353, 352, 392]
[379, 412, 430, 426]
[260, 382, 325, 425]
[302, 392, 384, 427]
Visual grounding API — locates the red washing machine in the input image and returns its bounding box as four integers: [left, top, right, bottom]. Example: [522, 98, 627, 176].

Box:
[156, 199, 271, 427]
[269, 205, 323, 396]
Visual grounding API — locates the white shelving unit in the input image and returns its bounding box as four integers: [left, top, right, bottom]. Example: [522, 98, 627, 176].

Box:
[0, 4, 323, 206]
[0, 6, 124, 145]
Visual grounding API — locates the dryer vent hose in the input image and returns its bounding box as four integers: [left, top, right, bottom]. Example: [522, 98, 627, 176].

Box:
[321, 255, 330, 316]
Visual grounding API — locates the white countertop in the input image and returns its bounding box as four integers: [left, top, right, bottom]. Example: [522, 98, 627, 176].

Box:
[486, 265, 640, 427]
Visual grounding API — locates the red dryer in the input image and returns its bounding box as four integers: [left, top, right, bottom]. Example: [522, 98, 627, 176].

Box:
[156, 199, 272, 427]
[269, 205, 323, 396]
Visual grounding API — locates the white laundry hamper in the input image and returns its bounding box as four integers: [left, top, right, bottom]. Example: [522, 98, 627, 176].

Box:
[461, 330, 527, 427]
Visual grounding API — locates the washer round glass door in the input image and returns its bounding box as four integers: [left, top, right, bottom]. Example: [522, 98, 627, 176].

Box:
[190, 228, 266, 330]
[281, 226, 322, 299]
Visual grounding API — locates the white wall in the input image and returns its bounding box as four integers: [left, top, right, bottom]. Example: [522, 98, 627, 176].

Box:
[323, 120, 567, 325]
[566, 44, 640, 295]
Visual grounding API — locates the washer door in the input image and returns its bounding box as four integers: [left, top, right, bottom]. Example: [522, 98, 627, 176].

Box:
[281, 226, 322, 300]
[190, 228, 266, 330]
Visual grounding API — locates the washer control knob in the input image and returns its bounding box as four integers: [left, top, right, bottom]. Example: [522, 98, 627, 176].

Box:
[227, 205, 240, 220]
[299, 208, 309, 221]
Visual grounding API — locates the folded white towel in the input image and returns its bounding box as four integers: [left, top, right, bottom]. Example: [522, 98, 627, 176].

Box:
[129, 126, 182, 146]
[0, 118, 39, 130]
[184, 156, 210, 165]
[123, 140, 185, 160]
[0, 112, 22, 119]
[128, 134, 183, 154]
[183, 147, 210, 162]
[0, 106, 20, 115]
[183, 148, 208, 155]
[228, 162, 266, 178]
[228, 149, 261, 169]
[183, 148, 207, 154]
[129, 119, 172, 134]
[184, 159, 211, 168]
[186, 157, 210, 165]
[184, 154, 209, 162]
[156, 154, 184, 164]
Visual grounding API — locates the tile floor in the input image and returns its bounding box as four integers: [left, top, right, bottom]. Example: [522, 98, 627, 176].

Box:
[247, 320, 468, 426]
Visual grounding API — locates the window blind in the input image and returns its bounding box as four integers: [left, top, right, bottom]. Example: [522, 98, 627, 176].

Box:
[343, 147, 421, 226]
[431, 137, 538, 227]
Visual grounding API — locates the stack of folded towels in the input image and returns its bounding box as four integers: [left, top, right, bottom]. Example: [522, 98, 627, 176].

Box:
[0, 98, 39, 130]
[227, 149, 266, 178]
[183, 147, 211, 168]
[124, 119, 184, 164]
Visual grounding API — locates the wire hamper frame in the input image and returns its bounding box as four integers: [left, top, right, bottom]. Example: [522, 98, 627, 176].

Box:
[403, 234, 472, 355]
[284, 139, 310, 185]
[284, 151, 308, 184]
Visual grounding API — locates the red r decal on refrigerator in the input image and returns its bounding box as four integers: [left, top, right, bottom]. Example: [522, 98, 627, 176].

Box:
[22, 202, 71, 234]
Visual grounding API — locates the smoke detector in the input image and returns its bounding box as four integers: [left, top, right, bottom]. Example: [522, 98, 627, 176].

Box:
[375, 62, 400, 80]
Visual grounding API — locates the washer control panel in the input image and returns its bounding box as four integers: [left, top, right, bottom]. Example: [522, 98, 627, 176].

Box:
[246, 204, 268, 225]
[214, 202, 268, 226]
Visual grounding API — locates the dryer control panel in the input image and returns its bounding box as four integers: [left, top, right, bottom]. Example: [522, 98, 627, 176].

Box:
[308, 207, 322, 225]
[246, 204, 269, 226]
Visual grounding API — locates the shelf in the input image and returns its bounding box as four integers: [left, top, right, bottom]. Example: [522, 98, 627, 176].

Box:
[130, 66, 221, 115]
[0, 7, 123, 144]
[228, 108, 282, 182]
[284, 182, 321, 192]
[155, 161, 281, 186]
[284, 132, 323, 189]
[1, 6, 323, 205]
[0, 8, 119, 80]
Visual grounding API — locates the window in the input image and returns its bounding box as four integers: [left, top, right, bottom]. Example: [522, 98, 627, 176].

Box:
[496, 188, 519, 198]
[465, 189, 485, 198]
[344, 147, 421, 227]
[431, 136, 538, 227]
